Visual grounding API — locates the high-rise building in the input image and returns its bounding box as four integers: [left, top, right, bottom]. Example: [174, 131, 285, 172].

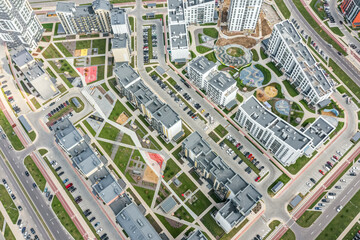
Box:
[56, 0, 112, 35]
[184, 0, 215, 24]
[0, 0, 43, 50]
[227, 0, 263, 31]
[341, 0, 360, 28]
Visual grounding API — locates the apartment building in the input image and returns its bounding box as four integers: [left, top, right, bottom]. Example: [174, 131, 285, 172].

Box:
[188, 56, 238, 106]
[341, 0, 360, 28]
[304, 116, 335, 151]
[0, 0, 43, 50]
[56, 0, 112, 35]
[184, 0, 215, 24]
[187, 230, 208, 240]
[227, 0, 263, 31]
[111, 34, 130, 63]
[92, 168, 124, 205]
[11, 46, 59, 100]
[182, 132, 262, 233]
[265, 20, 333, 105]
[111, 8, 130, 35]
[167, 0, 190, 61]
[114, 63, 183, 141]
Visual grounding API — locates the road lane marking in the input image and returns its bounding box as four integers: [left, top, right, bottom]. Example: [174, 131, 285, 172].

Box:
[311, 231, 314, 235]
[326, 214, 329, 218]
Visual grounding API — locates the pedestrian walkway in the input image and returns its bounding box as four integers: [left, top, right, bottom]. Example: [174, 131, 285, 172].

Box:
[0, 201, 24, 240]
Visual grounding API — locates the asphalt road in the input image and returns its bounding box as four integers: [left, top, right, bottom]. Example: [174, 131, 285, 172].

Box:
[283, 0, 360, 86]
[0, 138, 72, 240]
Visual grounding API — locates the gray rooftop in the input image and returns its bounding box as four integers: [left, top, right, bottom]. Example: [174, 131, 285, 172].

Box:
[145, 97, 164, 114]
[92, 0, 111, 11]
[114, 63, 140, 88]
[152, 104, 181, 128]
[207, 72, 236, 92]
[290, 195, 303, 208]
[187, 0, 214, 7]
[182, 132, 212, 157]
[70, 142, 103, 175]
[74, 5, 95, 16]
[93, 169, 124, 204]
[18, 115, 32, 132]
[111, 8, 126, 25]
[305, 116, 334, 148]
[170, 24, 188, 48]
[187, 230, 208, 240]
[352, 132, 360, 142]
[189, 56, 216, 74]
[168, 0, 185, 22]
[241, 96, 311, 150]
[129, 80, 155, 106]
[271, 181, 284, 193]
[11, 46, 33, 68]
[160, 196, 177, 213]
[116, 203, 161, 240]
[53, 118, 83, 151]
[56, 2, 76, 13]
[111, 34, 128, 49]
[275, 20, 301, 45]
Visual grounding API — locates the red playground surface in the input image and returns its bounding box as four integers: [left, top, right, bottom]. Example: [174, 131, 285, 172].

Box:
[76, 66, 97, 83]
[148, 153, 164, 168]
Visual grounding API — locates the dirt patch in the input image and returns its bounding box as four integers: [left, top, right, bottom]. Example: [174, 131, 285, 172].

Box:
[251, 21, 260, 38]
[260, 12, 272, 36]
[143, 166, 159, 184]
[264, 86, 278, 98]
[321, 110, 336, 117]
[74, 49, 81, 57]
[165, 217, 185, 228]
[256, 89, 271, 102]
[116, 112, 129, 125]
[216, 37, 257, 48]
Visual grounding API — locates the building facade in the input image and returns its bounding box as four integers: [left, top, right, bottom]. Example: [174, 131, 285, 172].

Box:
[341, 0, 360, 28]
[184, 0, 215, 24]
[56, 0, 112, 35]
[265, 20, 333, 105]
[227, 0, 263, 31]
[0, 0, 43, 50]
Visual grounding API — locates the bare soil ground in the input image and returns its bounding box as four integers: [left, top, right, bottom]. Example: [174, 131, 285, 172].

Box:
[116, 112, 128, 125]
[216, 37, 257, 48]
[260, 12, 272, 36]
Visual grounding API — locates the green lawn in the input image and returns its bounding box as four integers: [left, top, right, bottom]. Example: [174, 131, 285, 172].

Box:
[267, 174, 291, 197]
[251, 49, 259, 61]
[39, 149, 48, 156]
[286, 151, 317, 175]
[133, 186, 154, 206]
[209, 131, 220, 143]
[49, 60, 78, 77]
[343, 222, 360, 240]
[282, 80, 299, 97]
[237, 94, 243, 103]
[60, 75, 73, 89]
[147, 135, 162, 150]
[121, 133, 135, 146]
[75, 40, 91, 49]
[0, 109, 24, 150]
[214, 124, 228, 138]
[157, 136, 174, 151]
[266, 62, 283, 77]
[99, 122, 120, 141]
[280, 228, 296, 240]
[0, 185, 18, 224]
[155, 214, 187, 238]
[42, 23, 53, 32]
[275, 0, 291, 18]
[203, 28, 218, 38]
[51, 196, 82, 240]
[163, 159, 181, 181]
[172, 146, 182, 161]
[329, 121, 344, 139]
[4, 224, 15, 240]
[91, 56, 105, 65]
[131, 150, 145, 163]
[254, 64, 271, 85]
[92, 39, 106, 54]
[205, 51, 217, 63]
[114, 146, 132, 173]
[43, 44, 62, 59]
[101, 83, 109, 91]
[97, 65, 105, 81]
[264, 220, 281, 239]
[301, 118, 316, 127]
[196, 46, 212, 54]
[55, 43, 72, 57]
[201, 208, 225, 238]
[300, 100, 316, 113]
[24, 155, 46, 191]
[129, 16, 135, 32]
[170, 173, 197, 200]
[109, 100, 132, 121]
[296, 210, 321, 227]
[174, 206, 194, 222]
[98, 140, 113, 156]
[185, 190, 211, 216]
[260, 48, 268, 60]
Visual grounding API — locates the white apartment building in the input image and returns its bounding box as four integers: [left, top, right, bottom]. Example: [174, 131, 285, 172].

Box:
[234, 96, 312, 166]
[111, 8, 130, 35]
[265, 20, 333, 105]
[188, 56, 238, 107]
[184, 0, 215, 24]
[0, 0, 43, 50]
[227, 0, 263, 31]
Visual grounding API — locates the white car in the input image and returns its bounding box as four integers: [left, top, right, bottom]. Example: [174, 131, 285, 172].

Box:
[336, 205, 342, 212]
[96, 228, 103, 233]
[336, 151, 343, 156]
[340, 179, 346, 182]
[353, 167, 359, 170]
[306, 182, 312, 187]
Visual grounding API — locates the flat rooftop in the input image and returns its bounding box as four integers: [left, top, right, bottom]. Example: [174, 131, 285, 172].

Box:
[53, 118, 83, 151]
[170, 24, 188, 48]
[111, 8, 126, 25]
[182, 132, 212, 157]
[114, 63, 140, 88]
[208, 72, 236, 92]
[305, 116, 335, 147]
[93, 169, 124, 204]
[11, 46, 33, 68]
[189, 56, 216, 74]
[70, 142, 103, 176]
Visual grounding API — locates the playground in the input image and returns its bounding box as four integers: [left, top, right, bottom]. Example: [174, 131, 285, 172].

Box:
[240, 65, 264, 87]
[275, 100, 291, 116]
[256, 85, 278, 102]
[76, 66, 97, 83]
[214, 44, 252, 68]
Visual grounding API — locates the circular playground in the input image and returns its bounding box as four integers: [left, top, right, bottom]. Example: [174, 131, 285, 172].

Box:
[240, 65, 264, 87]
[256, 85, 278, 102]
[215, 44, 252, 68]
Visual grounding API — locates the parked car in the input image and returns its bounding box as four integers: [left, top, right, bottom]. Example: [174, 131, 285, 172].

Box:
[255, 176, 261, 182]
[319, 170, 325, 175]
[65, 183, 73, 189]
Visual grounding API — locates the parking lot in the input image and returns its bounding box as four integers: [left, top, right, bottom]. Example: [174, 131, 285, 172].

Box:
[143, 25, 158, 63]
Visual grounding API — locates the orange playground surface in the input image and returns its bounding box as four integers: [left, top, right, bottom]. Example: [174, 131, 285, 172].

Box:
[76, 66, 97, 83]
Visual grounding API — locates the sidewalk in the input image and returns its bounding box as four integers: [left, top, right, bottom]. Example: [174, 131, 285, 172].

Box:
[0, 201, 24, 240]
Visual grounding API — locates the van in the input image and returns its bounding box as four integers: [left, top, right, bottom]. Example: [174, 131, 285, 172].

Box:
[327, 195, 335, 199]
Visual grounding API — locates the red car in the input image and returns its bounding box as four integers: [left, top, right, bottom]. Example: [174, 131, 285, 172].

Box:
[250, 156, 255, 161]
[247, 154, 253, 159]
[333, 155, 339, 160]
[319, 170, 325, 175]
[255, 176, 261, 182]
[65, 183, 73, 189]
[327, 161, 333, 167]
[236, 143, 241, 148]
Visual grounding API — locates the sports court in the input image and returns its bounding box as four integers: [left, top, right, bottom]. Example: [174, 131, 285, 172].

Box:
[76, 66, 97, 84]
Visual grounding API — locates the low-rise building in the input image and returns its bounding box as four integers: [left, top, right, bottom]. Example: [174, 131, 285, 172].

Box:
[265, 20, 333, 105]
[116, 203, 162, 240]
[234, 96, 312, 166]
[70, 142, 104, 177]
[304, 116, 335, 150]
[182, 132, 262, 233]
[92, 169, 124, 205]
[53, 118, 84, 153]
